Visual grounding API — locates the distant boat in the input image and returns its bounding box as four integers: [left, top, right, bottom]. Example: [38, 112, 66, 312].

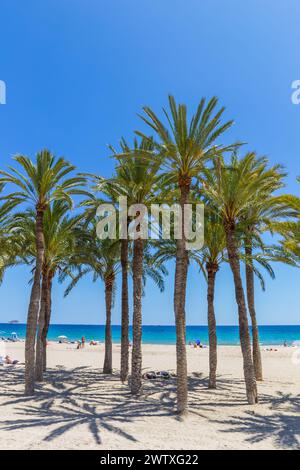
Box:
[8, 320, 20, 324]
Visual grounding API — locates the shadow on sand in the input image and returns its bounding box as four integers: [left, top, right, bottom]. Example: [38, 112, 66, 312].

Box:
[0, 366, 299, 448]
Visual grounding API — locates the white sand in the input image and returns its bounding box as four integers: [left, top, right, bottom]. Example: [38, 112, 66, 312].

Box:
[0, 341, 299, 450]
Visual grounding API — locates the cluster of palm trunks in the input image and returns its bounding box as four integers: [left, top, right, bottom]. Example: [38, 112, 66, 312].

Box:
[0, 96, 298, 415]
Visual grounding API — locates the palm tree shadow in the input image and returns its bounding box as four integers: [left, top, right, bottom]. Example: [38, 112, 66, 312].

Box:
[211, 410, 300, 449]
[0, 366, 175, 446]
[1, 366, 299, 448]
[192, 377, 300, 449]
[187, 374, 300, 449]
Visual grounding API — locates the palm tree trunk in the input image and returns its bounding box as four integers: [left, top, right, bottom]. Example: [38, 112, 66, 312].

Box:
[131, 237, 144, 395]
[35, 272, 52, 380]
[207, 263, 218, 389]
[103, 275, 114, 374]
[42, 276, 52, 372]
[225, 223, 258, 404]
[174, 178, 190, 414]
[245, 242, 263, 381]
[25, 208, 45, 395]
[120, 238, 129, 383]
[35, 271, 47, 381]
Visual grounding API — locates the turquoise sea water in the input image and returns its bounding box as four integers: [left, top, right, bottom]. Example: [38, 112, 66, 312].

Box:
[0, 323, 300, 345]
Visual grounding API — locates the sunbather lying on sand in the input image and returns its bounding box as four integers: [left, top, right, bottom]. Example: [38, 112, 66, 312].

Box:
[4, 355, 19, 365]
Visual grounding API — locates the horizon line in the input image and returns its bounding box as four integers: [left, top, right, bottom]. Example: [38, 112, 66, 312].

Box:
[1, 322, 299, 327]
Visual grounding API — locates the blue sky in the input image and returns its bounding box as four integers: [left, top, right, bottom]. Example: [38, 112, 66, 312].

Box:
[0, 0, 299, 325]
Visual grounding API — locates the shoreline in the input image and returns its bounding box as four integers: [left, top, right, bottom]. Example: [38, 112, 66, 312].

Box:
[1, 323, 299, 347]
[1, 339, 299, 347]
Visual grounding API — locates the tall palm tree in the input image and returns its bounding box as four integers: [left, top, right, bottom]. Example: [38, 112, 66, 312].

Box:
[202, 152, 273, 404]
[239, 167, 291, 381]
[63, 224, 166, 379]
[111, 138, 163, 394]
[0, 150, 85, 394]
[202, 153, 292, 403]
[151, 209, 226, 390]
[119, 222, 130, 383]
[81, 160, 132, 383]
[78, 146, 166, 387]
[11, 200, 82, 380]
[136, 95, 235, 414]
[196, 211, 226, 389]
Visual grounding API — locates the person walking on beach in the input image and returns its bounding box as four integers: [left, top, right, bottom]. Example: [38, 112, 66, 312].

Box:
[81, 336, 86, 348]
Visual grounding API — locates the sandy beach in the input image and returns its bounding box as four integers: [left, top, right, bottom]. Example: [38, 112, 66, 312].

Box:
[0, 341, 299, 450]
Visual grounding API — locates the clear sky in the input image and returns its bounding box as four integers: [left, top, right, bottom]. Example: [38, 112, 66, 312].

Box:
[0, 0, 299, 325]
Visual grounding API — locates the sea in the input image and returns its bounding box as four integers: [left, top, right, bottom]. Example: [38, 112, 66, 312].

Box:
[0, 324, 300, 346]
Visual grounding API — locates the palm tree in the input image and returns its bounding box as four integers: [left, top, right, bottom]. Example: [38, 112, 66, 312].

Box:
[203, 153, 292, 403]
[0, 150, 85, 395]
[239, 165, 291, 381]
[137, 95, 235, 413]
[82, 160, 132, 383]
[152, 210, 226, 390]
[280, 220, 300, 261]
[64, 233, 121, 374]
[197, 211, 226, 389]
[202, 152, 271, 404]
[78, 146, 166, 388]
[11, 200, 82, 380]
[244, 238, 263, 381]
[110, 138, 163, 394]
[63, 222, 166, 379]
[37, 269, 52, 377]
